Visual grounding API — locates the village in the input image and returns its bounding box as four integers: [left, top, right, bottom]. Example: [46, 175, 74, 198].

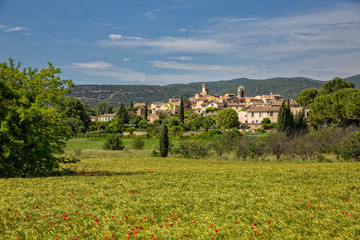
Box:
[96, 83, 304, 130]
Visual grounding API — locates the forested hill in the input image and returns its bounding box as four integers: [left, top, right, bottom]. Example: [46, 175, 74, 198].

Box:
[70, 75, 360, 106]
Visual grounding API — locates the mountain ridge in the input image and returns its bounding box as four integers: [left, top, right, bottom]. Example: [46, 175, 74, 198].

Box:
[70, 75, 360, 106]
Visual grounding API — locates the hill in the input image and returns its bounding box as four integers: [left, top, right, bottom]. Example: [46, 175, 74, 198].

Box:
[70, 75, 359, 106]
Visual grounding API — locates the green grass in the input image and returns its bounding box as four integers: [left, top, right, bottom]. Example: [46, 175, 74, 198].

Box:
[1, 138, 360, 239]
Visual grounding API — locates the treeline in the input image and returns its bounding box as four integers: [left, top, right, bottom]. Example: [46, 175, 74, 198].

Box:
[171, 126, 360, 162]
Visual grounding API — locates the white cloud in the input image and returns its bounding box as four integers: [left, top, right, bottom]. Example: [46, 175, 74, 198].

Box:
[0, 25, 9, 29]
[70, 61, 113, 70]
[3, 26, 27, 32]
[108, 34, 122, 40]
[168, 56, 194, 61]
[152, 60, 249, 73]
[100, 36, 234, 53]
[122, 58, 130, 62]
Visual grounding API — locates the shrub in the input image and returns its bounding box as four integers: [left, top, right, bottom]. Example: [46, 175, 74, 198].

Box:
[151, 150, 160, 157]
[336, 132, 360, 161]
[103, 134, 125, 150]
[172, 140, 211, 159]
[133, 136, 145, 149]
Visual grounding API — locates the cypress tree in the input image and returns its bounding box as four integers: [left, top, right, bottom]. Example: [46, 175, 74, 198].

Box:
[144, 103, 148, 121]
[277, 99, 294, 133]
[116, 103, 130, 125]
[159, 124, 169, 157]
[179, 96, 184, 123]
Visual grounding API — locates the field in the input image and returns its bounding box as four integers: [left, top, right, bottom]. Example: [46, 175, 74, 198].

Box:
[1, 137, 360, 239]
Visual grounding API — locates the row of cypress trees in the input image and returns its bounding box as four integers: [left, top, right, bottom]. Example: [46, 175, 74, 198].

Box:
[277, 98, 307, 134]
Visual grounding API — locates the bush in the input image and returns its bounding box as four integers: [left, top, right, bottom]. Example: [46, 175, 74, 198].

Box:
[336, 132, 360, 161]
[172, 140, 211, 159]
[151, 150, 160, 157]
[103, 134, 125, 150]
[133, 136, 145, 149]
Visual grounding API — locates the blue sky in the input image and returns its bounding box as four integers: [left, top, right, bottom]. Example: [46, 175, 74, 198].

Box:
[0, 0, 359, 85]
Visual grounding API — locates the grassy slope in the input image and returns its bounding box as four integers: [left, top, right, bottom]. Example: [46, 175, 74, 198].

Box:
[1, 138, 360, 239]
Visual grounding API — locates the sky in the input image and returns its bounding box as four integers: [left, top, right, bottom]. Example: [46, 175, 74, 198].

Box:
[0, 0, 359, 85]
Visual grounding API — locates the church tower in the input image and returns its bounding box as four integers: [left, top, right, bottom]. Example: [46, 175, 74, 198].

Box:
[200, 83, 209, 96]
[237, 85, 245, 98]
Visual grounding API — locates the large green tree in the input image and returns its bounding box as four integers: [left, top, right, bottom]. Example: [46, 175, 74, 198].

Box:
[297, 77, 359, 127]
[62, 97, 91, 129]
[0, 59, 77, 177]
[216, 108, 240, 129]
[116, 103, 130, 125]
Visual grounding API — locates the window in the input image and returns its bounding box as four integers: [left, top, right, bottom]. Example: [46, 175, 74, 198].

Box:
[259, 112, 262, 118]
[251, 112, 254, 118]
[270, 111, 273, 116]
[256, 120, 258, 123]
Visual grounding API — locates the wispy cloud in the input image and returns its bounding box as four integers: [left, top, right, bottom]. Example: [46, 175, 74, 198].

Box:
[100, 36, 234, 53]
[70, 61, 113, 70]
[152, 60, 249, 73]
[168, 56, 194, 61]
[1, 24, 28, 32]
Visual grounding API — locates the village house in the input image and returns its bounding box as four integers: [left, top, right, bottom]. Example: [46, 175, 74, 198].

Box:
[97, 113, 116, 122]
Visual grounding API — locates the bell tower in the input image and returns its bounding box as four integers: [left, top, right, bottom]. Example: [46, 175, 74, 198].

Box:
[201, 83, 209, 96]
[237, 85, 245, 98]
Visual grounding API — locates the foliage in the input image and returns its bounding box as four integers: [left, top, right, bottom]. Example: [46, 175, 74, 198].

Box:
[107, 116, 125, 133]
[103, 134, 124, 150]
[216, 108, 240, 129]
[319, 77, 355, 95]
[179, 96, 184, 123]
[96, 101, 114, 116]
[336, 132, 360, 161]
[211, 132, 234, 157]
[277, 100, 294, 133]
[264, 131, 287, 160]
[297, 77, 359, 127]
[62, 97, 91, 128]
[63, 117, 86, 134]
[295, 88, 318, 107]
[159, 124, 169, 157]
[133, 136, 145, 150]
[172, 140, 212, 159]
[144, 103, 148, 121]
[0, 59, 78, 177]
[205, 107, 218, 113]
[116, 103, 130, 125]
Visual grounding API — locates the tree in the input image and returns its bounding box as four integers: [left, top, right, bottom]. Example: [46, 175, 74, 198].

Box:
[116, 103, 130, 125]
[103, 134, 125, 150]
[295, 88, 318, 107]
[293, 109, 307, 133]
[159, 124, 169, 157]
[265, 131, 287, 160]
[319, 77, 355, 95]
[336, 131, 360, 161]
[62, 97, 91, 129]
[96, 101, 113, 116]
[144, 103, 148, 121]
[179, 96, 185, 123]
[212, 133, 234, 157]
[216, 108, 240, 129]
[277, 99, 294, 133]
[0, 59, 77, 177]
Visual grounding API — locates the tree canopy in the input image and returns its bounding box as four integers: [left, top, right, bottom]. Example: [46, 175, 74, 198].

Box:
[0, 59, 77, 177]
[216, 108, 239, 129]
[297, 77, 359, 127]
